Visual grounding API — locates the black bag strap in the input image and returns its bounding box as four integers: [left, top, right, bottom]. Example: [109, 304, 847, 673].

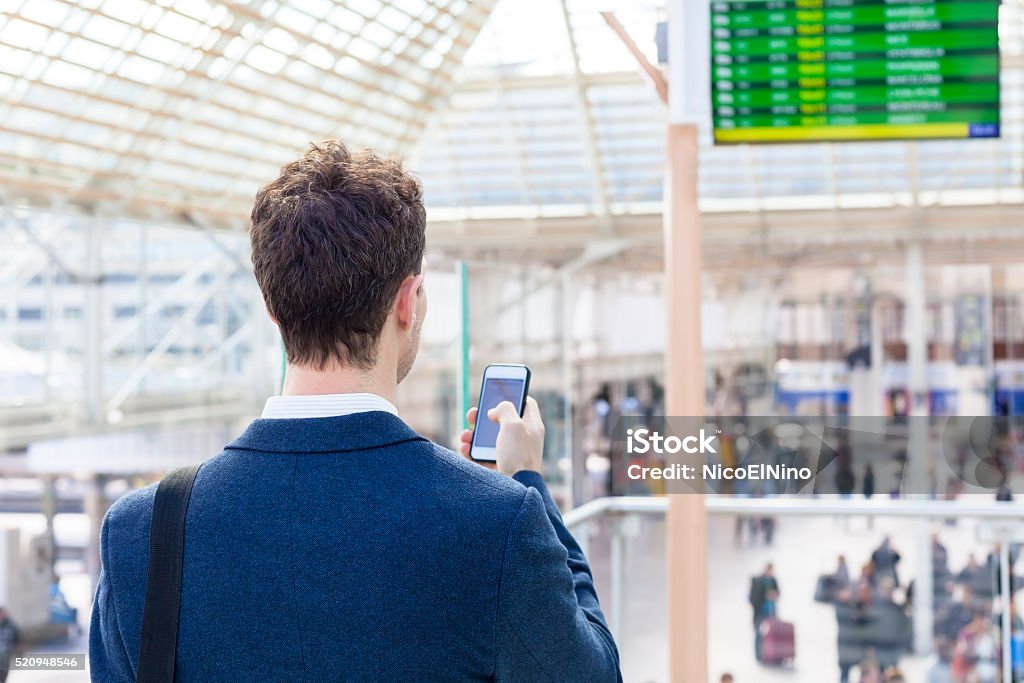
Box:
[138, 464, 201, 683]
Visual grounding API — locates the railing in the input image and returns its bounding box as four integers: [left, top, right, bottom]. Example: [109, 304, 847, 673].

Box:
[566, 495, 1024, 527]
[564, 497, 666, 639]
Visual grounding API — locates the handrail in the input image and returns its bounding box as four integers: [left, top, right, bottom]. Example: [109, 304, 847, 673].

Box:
[563, 496, 666, 529]
[562, 497, 612, 528]
[563, 495, 1024, 529]
[707, 496, 1024, 518]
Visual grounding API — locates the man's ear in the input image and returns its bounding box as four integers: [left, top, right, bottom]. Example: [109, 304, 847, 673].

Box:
[264, 301, 278, 326]
[396, 273, 424, 329]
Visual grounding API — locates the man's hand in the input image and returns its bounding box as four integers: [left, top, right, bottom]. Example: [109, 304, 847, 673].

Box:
[458, 396, 545, 477]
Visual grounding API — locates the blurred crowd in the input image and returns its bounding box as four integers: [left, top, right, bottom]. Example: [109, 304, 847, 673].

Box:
[748, 533, 1024, 682]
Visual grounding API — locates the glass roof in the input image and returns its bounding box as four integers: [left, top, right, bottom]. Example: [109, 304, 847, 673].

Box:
[0, 0, 494, 228]
[415, 0, 1024, 220]
[2, 0, 1022, 230]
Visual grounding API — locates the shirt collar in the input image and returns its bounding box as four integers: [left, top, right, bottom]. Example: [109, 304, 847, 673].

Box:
[260, 392, 398, 420]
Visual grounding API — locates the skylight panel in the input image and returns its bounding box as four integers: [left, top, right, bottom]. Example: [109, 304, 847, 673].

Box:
[136, 33, 182, 63]
[1, 19, 49, 51]
[390, 0, 430, 18]
[359, 22, 394, 49]
[20, 0, 69, 26]
[42, 59, 95, 89]
[301, 43, 334, 71]
[276, 6, 317, 34]
[117, 55, 165, 85]
[80, 14, 132, 48]
[419, 50, 443, 70]
[0, 46, 33, 76]
[329, 7, 364, 35]
[154, 11, 202, 44]
[244, 44, 287, 75]
[172, 0, 215, 23]
[377, 7, 413, 34]
[63, 37, 113, 70]
[347, 0, 383, 17]
[263, 27, 297, 55]
[100, 0, 149, 25]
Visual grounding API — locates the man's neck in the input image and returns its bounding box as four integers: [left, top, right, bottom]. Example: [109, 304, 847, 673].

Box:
[281, 362, 397, 405]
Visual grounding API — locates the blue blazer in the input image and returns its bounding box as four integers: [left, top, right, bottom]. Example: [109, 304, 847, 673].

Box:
[89, 412, 621, 681]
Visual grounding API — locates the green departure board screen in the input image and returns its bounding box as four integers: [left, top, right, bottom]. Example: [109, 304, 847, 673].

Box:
[710, 0, 1001, 144]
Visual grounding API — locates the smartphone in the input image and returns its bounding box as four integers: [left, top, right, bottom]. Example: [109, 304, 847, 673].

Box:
[469, 364, 531, 462]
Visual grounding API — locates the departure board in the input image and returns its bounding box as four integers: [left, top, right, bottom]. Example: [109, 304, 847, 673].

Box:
[710, 0, 1001, 144]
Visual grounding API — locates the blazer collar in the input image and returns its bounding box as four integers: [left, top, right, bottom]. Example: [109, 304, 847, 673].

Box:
[225, 411, 429, 454]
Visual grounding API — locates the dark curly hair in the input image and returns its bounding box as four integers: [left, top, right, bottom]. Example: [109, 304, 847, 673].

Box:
[250, 140, 426, 369]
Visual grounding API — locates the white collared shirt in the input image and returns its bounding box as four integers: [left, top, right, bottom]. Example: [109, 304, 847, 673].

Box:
[260, 393, 398, 419]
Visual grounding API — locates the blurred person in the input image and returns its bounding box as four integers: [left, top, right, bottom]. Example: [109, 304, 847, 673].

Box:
[862, 560, 879, 589]
[882, 666, 906, 683]
[720, 675, 734, 683]
[992, 593, 1023, 642]
[863, 464, 875, 499]
[932, 533, 954, 601]
[836, 586, 868, 683]
[872, 536, 902, 586]
[871, 578, 910, 672]
[978, 551, 1003, 604]
[749, 563, 780, 662]
[0, 607, 19, 683]
[710, 369, 729, 416]
[90, 141, 621, 682]
[836, 554, 851, 585]
[817, 555, 849, 605]
[997, 481, 1014, 502]
[584, 391, 614, 499]
[926, 636, 955, 683]
[733, 514, 752, 546]
[932, 533, 949, 575]
[50, 583, 80, 637]
[944, 475, 963, 502]
[836, 464, 856, 498]
[955, 609, 999, 683]
[863, 463, 876, 528]
[859, 650, 883, 683]
[760, 516, 776, 545]
[939, 586, 976, 642]
[959, 555, 983, 588]
[832, 448, 855, 531]
[749, 484, 777, 545]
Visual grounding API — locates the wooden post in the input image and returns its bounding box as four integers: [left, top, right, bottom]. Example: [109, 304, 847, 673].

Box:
[665, 122, 707, 683]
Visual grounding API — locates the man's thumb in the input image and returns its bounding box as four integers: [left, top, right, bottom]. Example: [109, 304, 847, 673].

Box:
[487, 401, 520, 425]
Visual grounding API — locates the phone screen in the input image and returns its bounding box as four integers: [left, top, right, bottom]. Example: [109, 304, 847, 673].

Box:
[473, 378, 526, 448]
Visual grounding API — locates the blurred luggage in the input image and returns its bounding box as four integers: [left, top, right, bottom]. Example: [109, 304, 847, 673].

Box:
[760, 617, 795, 665]
[815, 575, 836, 603]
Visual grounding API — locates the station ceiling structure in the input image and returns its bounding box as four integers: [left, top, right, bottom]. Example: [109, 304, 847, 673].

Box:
[2, 0, 1024, 453]
[0, 0, 1023, 257]
[416, 0, 1024, 259]
[0, 0, 496, 226]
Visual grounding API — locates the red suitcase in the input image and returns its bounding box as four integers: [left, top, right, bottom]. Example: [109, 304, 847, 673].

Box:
[759, 617, 796, 665]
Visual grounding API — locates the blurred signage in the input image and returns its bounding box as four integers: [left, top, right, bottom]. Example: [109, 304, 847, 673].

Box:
[710, 0, 1001, 144]
[976, 522, 1024, 544]
[954, 294, 988, 367]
